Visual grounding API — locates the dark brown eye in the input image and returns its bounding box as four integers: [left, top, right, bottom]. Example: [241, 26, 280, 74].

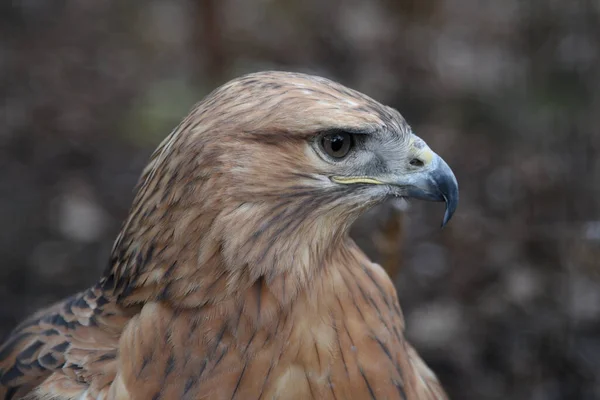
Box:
[321, 132, 353, 159]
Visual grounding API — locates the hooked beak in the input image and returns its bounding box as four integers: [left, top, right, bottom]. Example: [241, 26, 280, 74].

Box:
[399, 153, 459, 228]
[331, 140, 459, 227]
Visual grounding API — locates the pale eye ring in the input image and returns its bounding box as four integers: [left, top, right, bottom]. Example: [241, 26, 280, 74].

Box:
[321, 132, 353, 159]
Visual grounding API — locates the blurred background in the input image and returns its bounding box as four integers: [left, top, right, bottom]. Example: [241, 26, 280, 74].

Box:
[1, 1, 599, 399]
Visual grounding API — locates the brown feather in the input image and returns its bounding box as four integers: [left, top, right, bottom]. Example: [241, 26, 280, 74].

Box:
[1, 71, 448, 400]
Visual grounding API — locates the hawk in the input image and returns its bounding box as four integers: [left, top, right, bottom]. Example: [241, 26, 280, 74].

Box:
[0, 71, 458, 399]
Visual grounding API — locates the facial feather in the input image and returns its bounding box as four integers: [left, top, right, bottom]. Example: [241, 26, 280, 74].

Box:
[1, 71, 455, 400]
[104, 71, 410, 309]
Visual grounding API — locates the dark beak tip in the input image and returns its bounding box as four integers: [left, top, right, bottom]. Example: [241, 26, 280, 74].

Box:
[441, 209, 452, 228]
[440, 190, 458, 229]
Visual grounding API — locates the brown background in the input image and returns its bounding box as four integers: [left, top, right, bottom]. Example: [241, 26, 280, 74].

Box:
[1, 1, 599, 399]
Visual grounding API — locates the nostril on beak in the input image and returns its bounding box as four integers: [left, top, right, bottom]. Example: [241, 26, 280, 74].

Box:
[409, 158, 425, 167]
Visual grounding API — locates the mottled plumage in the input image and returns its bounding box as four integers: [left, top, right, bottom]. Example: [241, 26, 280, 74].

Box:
[0, 71, 458, 399]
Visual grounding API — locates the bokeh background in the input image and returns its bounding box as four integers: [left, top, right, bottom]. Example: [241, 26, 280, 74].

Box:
[1, 1, 599, 399]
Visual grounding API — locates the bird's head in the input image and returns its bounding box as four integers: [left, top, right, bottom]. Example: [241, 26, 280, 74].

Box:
[109, 71, 458, 305]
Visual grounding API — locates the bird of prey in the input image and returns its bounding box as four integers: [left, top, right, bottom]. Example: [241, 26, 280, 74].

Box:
[0, 71, 458, 400]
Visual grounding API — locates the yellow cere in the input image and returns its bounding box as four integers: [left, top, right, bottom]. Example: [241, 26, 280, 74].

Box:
[410, 137, 434, 166]
[416, 148, 434, 165]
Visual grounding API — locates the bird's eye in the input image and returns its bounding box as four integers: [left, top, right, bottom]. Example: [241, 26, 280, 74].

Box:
[321, 132, 353, 159]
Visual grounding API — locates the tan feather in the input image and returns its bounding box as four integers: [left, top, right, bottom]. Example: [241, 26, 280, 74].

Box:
[1, 71, 451, 400]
